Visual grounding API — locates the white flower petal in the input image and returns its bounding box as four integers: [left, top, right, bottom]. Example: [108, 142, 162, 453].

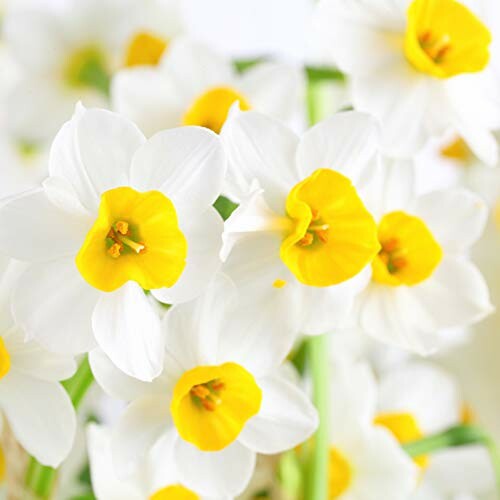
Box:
[296, 111, 381, 184]
[112, 395, 170, 477]
[130, 127, 226, 220]
[174, 436, 256, 498]
[0, 189, 90, 262]
[89, 349, 169, 402]
[415, 189, 488, 253]
[111, 68, 182, 138]
[238, 373, 317, 454]
[42, 176, 91, 218]
[152, 207, 223, 305]
[0, 373, 76, 467]
[12, 258, 99, 354]
[92, 281, 163, 382]
[238, 62, 304, 122]
[49, 105, 146, 212]
[220, 110, 299, 209]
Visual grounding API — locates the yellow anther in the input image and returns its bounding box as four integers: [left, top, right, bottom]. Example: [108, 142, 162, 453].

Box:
[115, 221, 129, 235]
[191, 385, 210, 400]
[108, 242, 122, 259]
[299, 233, 314, 246]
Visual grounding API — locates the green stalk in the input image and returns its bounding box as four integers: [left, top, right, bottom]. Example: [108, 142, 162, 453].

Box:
[305, 335, 330, 500]
[25, 356, 94, 499]
[403, 425, 500, 493]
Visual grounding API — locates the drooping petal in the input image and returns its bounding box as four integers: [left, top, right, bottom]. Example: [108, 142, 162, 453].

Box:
[130, 127, 226, 220]
[49, 105, 146, 212]
[12, 258, 99, 354]
[92, 281, 163, 382]
[0, 373, 76, 467]
[238, 372, 317, 454]
[152, 207, 223, 305]
[174, 436, 256, 498]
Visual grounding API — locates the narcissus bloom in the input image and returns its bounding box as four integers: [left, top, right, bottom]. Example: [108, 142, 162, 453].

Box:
[0, 104, 226, 381]
[90, 277, 317, 498]
[355, 159, 492, 353]
[112, 38, 303, 137]
[3, 0, 182, 147]
[87, 424, 224, 500]
[325, 360, 417, 499]
[220, 110, 382, 337]
[313, 0, 500, 164]
[0, 256, 76, 467]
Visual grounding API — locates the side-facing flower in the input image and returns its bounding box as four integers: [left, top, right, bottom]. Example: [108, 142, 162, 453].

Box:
[355, 159, 492, 353]
[219, 109, 382, 338]
[325, 359, 417, 499]
[0, 104, 226, 381]
[112, 38, 304, 138]
[313, 0, 500, 164]
[90, 276, 318, 498]
[0, 256, 76, 467]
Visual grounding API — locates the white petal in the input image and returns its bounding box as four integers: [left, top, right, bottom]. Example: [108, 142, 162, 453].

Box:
[415, 189, 488, 253]
[49, 105, 146, 212]
[0, 373, 76, 467]
[174, 436, 256, 498]
[0, 189, 90, 262]
[238, 62, 304, 122]
[92, 282, 163, 382]
[112, 395, 170, 477]
[12, 258, 99, 354]
[89, 349, 169, 402]
[220, 110, 299, 209]
[377, 361, 461, 433]
[130, 127, 226, 220]
[7, 331, 76, 382]
[111, 68, 182, 138]
[87, 424, 144, 500]
[238, 373, 317, 454]
[42, 176, 91, 218]
[296, 111, 381, 183]
[152, 207, 223, 304]
[160, 38, 234, 102]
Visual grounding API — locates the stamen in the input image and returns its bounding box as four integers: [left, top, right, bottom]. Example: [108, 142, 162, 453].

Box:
[115, 220, 129, 235]
[299, 233, 314, 246]
[379, 238, 408, 274]
[108, 242, 122, 259]
[190, 379, 225, 412]
[418, 31, 452, 64]
[116, 234, 145, 254]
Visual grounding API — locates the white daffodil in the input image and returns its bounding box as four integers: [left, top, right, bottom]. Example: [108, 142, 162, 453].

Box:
[313, 0, 500, 164]
[111, 38, 304, 138]
[219, 109, 382, 338]
[0, 255, 76, 467]
[325, 360, 417, 499]
[2, 0, 183, 147]
[0, 104, 226, 381]
[90, 277, 318, 498]
[354, 158, 492, 353]
[87, 423, 225, 500]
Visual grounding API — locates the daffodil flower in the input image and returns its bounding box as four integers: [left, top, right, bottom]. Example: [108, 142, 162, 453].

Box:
[313, 0, 500, 164]
[111, 38, 303, 137]
[0, 256, 76, 467]
[87, 424, 224, 500]
[0, 104, 226, 381]
[325, 359, 418, 499]
[90, 277, 318, 498]
[219, 109, 382, 338]
[355, 159, 492, 354]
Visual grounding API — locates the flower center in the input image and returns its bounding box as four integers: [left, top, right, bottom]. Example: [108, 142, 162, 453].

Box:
[64, 46, 109, 92]
[372, 211, 442, 287]
[281, 168, 380, 287]
[171, 363, 262, 452]
[125, 31, 169, 67]
[329, 447, 352, 498]
[149, 485, 199, 500]
[375, 412, 428, 468]
[404, 0, 491, 78]
[440, 136, 473, 164]
[0, 338, 11, 380]
[76, 187, 187, 293]
[182, 86, 251, 134]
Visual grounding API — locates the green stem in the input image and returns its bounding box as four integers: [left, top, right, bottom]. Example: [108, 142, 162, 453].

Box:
[25, 356, 94, 499]
[403, 425, 500, 493]
[305, 335, 330, 500]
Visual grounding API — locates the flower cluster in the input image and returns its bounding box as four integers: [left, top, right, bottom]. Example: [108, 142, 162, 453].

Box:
[0, 0, 499, 499]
